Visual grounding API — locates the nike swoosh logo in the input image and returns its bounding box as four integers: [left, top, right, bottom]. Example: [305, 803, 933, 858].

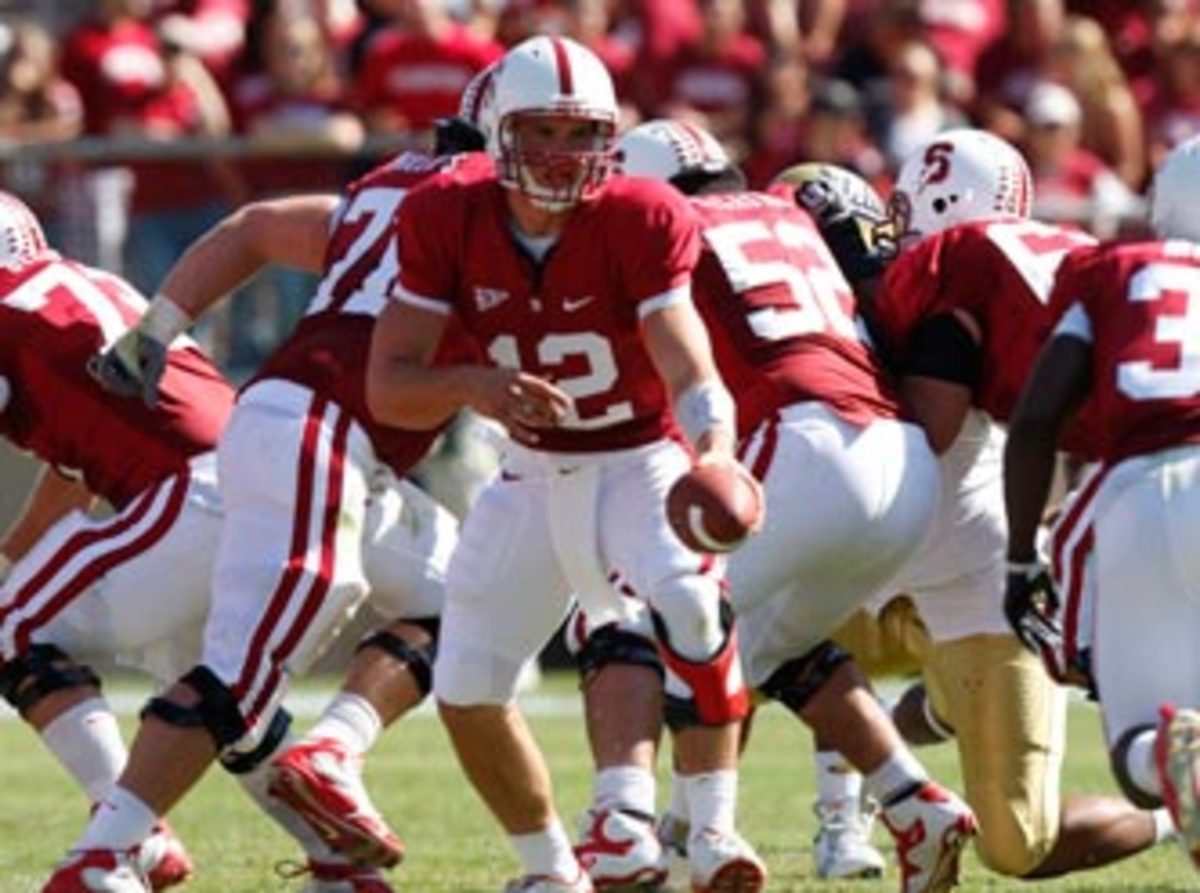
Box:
[563, 296, 595, 312]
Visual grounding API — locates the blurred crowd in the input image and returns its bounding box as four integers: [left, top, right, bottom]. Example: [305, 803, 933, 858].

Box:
[1, 0, 1199, 372]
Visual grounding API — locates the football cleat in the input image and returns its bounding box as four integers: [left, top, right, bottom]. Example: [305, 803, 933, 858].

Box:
[42, 849, 150, 893]
[687, 827, 766, 893]
[269, 738, 404, 869]
[1155, 704, 1200, 870]
[277, 858, 396, 893]
[503, 866, 595, 892]
[880, 782, 977, 893]
[812, 796, 885, 880]
[575, 808, 668, 890]
[138, 820, 194, 891]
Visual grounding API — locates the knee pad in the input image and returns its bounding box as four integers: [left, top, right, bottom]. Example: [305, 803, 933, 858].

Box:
[220, 708, 292, 775]
[0, 644, 101, 714]
[357, 626, 438, 697]
[757, 640, 852, 713]
[141, 665, 248, 751]
[651, 601, 749, 727]
[575, 623, 663, 682]
[648, 575, 725, 662]
[1109, 724, 1162, 810]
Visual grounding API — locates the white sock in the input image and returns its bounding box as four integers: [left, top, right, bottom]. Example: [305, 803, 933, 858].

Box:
[684, 769, 737, 835]
[815, 750, 862, 806]
[40, 697, 127, 803]
[235, 745, 339, 861]
[864, 748, 928, 806]
[594, 765, 656, 817]
[1126, 729, 1162, 800]
[510, 819, 578, 879]
[308, 693, 382, 755]
[1152, 807, 1179, 843]
[78, 785, 158, 851]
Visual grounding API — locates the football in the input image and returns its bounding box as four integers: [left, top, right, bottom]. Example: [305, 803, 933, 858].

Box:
[666, 461, 763, 554]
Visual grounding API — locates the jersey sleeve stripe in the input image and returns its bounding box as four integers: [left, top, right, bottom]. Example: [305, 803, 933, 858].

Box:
[637, 282, 691, 319]
[393, 285, 452, 315]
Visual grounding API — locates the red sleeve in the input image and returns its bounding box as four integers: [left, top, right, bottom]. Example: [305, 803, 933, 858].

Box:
[1047, 244, 1102, 331]
[619, 181, 701, 305]
[875, 236, 946, 352]
[393, 177, 458, 312]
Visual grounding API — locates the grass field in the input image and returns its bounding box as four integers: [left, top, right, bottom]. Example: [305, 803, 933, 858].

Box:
[0, 675, 1195, 892]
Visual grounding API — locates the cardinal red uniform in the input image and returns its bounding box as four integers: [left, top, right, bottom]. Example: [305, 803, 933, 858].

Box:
[0, 255, 231, 679]
[201, 152, 480, 744]
[1046, 240, 1200, 743]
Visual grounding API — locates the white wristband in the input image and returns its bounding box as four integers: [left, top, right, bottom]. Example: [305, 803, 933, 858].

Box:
[139, 294, 192, 345]
[1006, 559, 1042, 576]
[675, 379, 736, 448]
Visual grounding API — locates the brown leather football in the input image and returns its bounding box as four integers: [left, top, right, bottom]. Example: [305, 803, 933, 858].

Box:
[666, 462, 763, 553]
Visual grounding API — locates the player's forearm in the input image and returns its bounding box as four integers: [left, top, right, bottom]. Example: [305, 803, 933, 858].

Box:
[1003, 420, 1059, 562]
[366, 362, 477, 430]
[0, 468, 94, 564]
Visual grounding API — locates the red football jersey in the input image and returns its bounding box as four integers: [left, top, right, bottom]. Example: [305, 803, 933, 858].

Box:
[0, 257, 233, 508]
[251, 151, 486, 476]
[1048, 240, 1200, 463]
[875, 217, 1095, 423]
[688, 189, 901, 437]
[394, 172, 702, 452]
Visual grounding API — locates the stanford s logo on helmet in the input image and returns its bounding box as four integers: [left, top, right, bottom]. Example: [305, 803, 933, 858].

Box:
[489, 36, 618, 212]
[890, 129, 1032, 247]
[0, 191, 49, 271]
[616, 119, 731, 182]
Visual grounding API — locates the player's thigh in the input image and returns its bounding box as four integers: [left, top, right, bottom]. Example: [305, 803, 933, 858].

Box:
[1093, 457, 1200, 742]
[731, 412, 937, 619]
[436, 475, 572, 705]
[363, 475, 457, 620]
[925, 634, 1065, 876]
[203, 391, 373, 683]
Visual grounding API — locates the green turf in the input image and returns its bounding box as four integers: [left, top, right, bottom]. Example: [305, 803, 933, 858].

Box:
[2, 676, 1196, 892]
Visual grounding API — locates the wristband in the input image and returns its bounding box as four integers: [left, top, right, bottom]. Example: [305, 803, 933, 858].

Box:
[1006, 559, 1042, 577]
[675, 379, 736, 448]
[139, 294, 193, 345]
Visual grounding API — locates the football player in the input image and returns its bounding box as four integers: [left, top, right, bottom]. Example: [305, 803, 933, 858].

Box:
[40, 76, 497, 893]
[801, 128, 1174, 882]
[1005, 134, 1200, 875]
[565, 119, 979, 893]
[368, 36, 765, 893]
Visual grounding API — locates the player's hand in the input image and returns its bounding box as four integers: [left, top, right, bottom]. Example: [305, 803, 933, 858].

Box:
[89, 329, 169, 409]
[1004, 560, 1062, 654]
[470, 369, 574, 445]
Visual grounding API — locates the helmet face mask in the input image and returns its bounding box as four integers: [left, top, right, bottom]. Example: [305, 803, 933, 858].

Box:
[489, 36, 618, 212]
[890, 129, 1032, 249]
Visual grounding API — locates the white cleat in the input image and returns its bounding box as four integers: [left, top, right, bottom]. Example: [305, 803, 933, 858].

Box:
[42, 849, 150, 893]
[575, 808, 668, 890]
[881, 782, 977, 893]
[813, 796, 886, 879]
[687, 827, 766, 893]
[1155, 704, 1200, 871]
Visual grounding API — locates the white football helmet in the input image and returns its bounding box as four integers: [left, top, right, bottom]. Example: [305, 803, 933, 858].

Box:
[890, 129, 1032, 247]
[0, 191, 49, 271]
[616, 119, 730, 182]
[489, 35, 618, 211]
[1151, 134, 1200, 242]
[458, 61, 498, 141]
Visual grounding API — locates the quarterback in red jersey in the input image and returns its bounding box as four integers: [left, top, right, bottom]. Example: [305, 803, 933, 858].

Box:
[565, 119, 982, 893]
[1006, 135, 1200, 874]
[809, 129, 1170, 883]
[43, 111, 494, 893]
[368, 36, 763, 893]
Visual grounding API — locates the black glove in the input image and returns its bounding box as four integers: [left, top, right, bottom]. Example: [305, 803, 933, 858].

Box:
[1004, 560, 1062, 654]
[89, 328, 169, 409]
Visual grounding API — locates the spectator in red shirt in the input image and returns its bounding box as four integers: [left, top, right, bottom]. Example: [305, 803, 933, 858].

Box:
[1021, 80, 1141, 237]
[152, 0, 250, 86]
[60, 0, 239, 297]
[1146, 17, 1200, 169]
[654, 0, 767, 155]
[356, 0, 502, 140]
